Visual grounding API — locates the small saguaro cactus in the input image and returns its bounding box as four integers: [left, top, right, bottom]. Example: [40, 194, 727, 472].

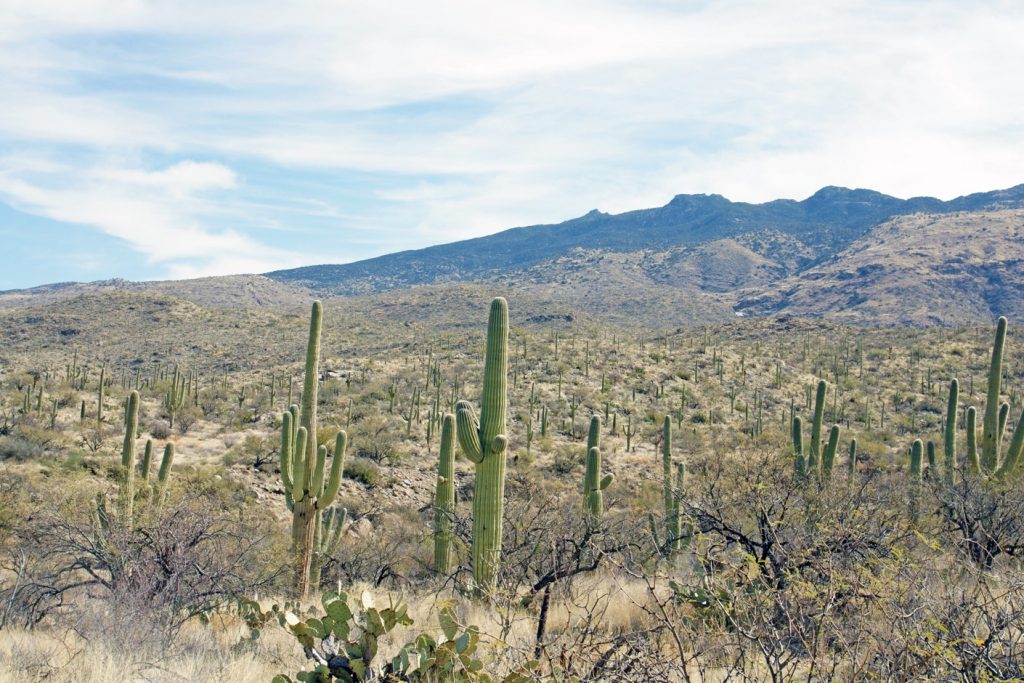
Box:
[434, 414, 456, 574]
[583, 416, 613, 526]
[847, 438, 858, 477]
[455, 297, 510, 595]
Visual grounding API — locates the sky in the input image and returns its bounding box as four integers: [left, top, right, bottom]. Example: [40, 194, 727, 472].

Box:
[1, 0, 1022, 290]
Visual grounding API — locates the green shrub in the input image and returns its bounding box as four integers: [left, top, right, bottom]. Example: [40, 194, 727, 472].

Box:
[344, 457, 382, 486]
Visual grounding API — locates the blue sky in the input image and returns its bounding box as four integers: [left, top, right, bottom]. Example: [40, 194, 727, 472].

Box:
[1, 0, 1022, 289]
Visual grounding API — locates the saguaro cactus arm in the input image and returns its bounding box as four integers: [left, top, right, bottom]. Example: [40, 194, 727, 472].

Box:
[319, 431, 347, 507]
[456, 400, 484, 463]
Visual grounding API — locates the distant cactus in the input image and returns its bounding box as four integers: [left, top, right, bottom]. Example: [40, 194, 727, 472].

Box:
[163, 366, 186, 428]
[455, 298, 510, 595]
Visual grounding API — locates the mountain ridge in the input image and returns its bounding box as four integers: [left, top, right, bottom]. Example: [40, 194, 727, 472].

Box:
[4, 184, 1024, 328]
[265, 184, 1024, 295]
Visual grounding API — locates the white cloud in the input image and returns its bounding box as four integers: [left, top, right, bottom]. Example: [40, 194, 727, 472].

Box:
[0, 157, 295, 277]
[0, 0, 1022, 280]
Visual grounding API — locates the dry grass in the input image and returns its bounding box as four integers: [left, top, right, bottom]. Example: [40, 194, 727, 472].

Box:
[0, 575, 664, 682]
[0, 620, 301, 682]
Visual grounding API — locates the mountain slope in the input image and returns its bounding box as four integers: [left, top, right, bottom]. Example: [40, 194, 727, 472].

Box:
[735, 210, 1024, 325]
[267, 185, 1024, 295]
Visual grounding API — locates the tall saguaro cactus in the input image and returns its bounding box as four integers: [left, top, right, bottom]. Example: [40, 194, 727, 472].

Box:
[434, 414, 456, 574]
[121, 390, 139, 525]
[981, 317, 1007, 472]
[278, 301, 347, 598]
[660, 416, 684, 555]
[808, 380, 827, 473]
[792, 416, 805, 479]
[944, 379, 958, 483]
[455, 297, 509, 594]
[909, 439, 923, 523]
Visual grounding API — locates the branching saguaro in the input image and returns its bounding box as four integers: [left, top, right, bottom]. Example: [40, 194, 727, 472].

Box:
[455, 297, 510, 595]
[278, 301, 347, 598]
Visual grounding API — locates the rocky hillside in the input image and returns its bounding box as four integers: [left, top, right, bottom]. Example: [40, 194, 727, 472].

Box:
[736, 210, 1024, 326]
[266, 185, 1024, 296]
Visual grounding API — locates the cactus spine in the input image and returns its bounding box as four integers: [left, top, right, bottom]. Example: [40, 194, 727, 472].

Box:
[455, 298, 509, 594]
[434, 414, 456, 574]
[583, 416, 613, 525]
[981, 317, 1007, 473]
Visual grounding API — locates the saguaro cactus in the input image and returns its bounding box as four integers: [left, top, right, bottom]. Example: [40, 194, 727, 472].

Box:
[966, 406, 980, 474]
[154, 443, 174, 508]
[821, 425, 840, 481]
[944, 379, 958, 483]
[278, 301, 347, 597]
[792, 415, 805, 479]
[121, 390, 139, 525]
[660, 416, 684, 555]
[909, 439, 923, 523]
[164, 367, 186, 428]
[434, 414, 456, 574]
[981, 317, 1007, 472]
[583, 415, 613, 526]
[808, 380, 827, 473]
[455, 297, 510, 594]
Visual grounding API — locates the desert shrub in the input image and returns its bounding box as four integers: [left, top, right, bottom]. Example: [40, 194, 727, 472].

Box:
[344, 457, 382, 487]
[1, 496, 283, 639]
[0, 435, 42, 461]
[149, 422, 171, 440]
